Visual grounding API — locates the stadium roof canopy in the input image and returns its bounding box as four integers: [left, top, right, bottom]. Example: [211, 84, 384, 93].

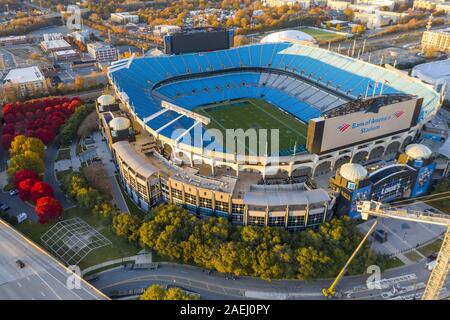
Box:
[97, 94, 116, 106]
[405, 143, 432, 160]
[109, 117, 131, 131]
[260, 30, 316, 45]
[243, 189, 330, 206]
[339, 163, 368, 182]
[113, 141, 157, 177]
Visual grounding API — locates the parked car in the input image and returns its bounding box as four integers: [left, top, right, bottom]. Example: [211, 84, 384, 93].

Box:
[9, 189, 19, 196]
[427, 252, 438, 262]
[373, 229, 388, 243]
[15, 260, 25, 269]
[426, 259, 437, 271]
[0, 203, 10, 211]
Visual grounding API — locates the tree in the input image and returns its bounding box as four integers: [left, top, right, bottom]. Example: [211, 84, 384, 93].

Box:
[233, 35, 249, 47]
[35, 127, 55, 145]
[140, 284, 199, 300]
[77, 111, 99, 138]
[35, 197, 63, 224]
[343, 8, 354, 19]
[112, 213, 141, 242]
[7, 151, 45, 178]
[13, 169, 40, 189]
[81, 164, 113, 198]
[10, 135, 45, 159]
[30, 181, 54, 203]
[74, 75, 85, 90]
[18, 178, 39, 201]
[140, 284, 165, 300]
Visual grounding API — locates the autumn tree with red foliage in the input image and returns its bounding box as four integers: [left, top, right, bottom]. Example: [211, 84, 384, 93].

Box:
[18, 178, 39, 201]
[13, 169, 40, 189]
[35, 197, 63, 224]
[30, 181, 54, 203]
[1, 97, 82, 149]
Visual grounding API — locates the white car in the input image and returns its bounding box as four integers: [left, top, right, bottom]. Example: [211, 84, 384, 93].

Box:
[425, 259, 437, 271]
[9, 189, 19, 196]
[17, 212, 28, 223]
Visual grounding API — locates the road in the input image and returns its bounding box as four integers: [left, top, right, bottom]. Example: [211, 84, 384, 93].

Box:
[44, 143, 73, 210]
[0, 141, 73, 223]
[92, 259, 449, 300]
[0, 218, 107, 300]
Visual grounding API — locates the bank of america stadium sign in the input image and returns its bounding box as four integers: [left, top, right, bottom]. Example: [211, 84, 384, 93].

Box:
[338, 110, 406, 135]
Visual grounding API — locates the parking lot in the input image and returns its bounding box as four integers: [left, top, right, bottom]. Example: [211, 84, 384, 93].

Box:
[358, 202, 446, 259]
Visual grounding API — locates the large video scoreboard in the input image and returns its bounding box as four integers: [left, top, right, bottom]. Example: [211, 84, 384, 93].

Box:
[164, 28, 234, 55]
[306, 97, 422, 155]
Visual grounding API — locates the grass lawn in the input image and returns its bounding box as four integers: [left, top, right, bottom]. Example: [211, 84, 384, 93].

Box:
[385, 256, 405, 269]
[56, 148, 71, 161]
[296, 27, 346, 42]
[16, 206, 140, 270]
[55, 169, 73, 184]
[417, 238, 443, 257]
[426, 198, 450, 214]
[194, 98, 308, 155]
[405, 250, 423, 262]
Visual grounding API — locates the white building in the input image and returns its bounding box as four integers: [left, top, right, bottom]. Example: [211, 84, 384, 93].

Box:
[153, 25, 182, 37]
[264, 0, 314, 8]
[111, 12, 139, 24]
[355, 0, 396, 10]
[354, 10, 404, 28]
[327, 0, 352, 10]
[2, 66, 48, 97]
[413, 0, 447, 10]
[411, 59, 450, 99]
[87, 42, 118, 62]
[41, 38, 72, 52]
[436, 2, 450, 12]
[421, 27, 450, 52]
[0, 35, 28, 46]
[53, 49, 79, 61]
[43, 33, 64, 42]
[70, 30, 90, 44]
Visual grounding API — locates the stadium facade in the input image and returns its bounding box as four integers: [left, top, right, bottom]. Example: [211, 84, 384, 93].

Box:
[103, 42, 442, 230]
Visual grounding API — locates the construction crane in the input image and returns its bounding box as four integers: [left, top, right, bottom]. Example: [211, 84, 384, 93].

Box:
[357, 200, 450, 300]
[322, 220, 379, 298]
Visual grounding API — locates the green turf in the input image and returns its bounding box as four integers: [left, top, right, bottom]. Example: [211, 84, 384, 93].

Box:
[417, 239, 443, 257]
[296, 27, 345, 42]
[194, 98, 308, 156]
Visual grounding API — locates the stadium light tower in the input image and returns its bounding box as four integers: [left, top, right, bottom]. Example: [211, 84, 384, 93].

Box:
[357, 201, 450, 300]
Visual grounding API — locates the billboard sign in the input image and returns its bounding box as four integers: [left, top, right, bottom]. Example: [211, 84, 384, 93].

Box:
[165, 29, 231, 55]
[411, 163, 435, 197]
[307, 98, 421, 154]
[349, 184, 372, 219]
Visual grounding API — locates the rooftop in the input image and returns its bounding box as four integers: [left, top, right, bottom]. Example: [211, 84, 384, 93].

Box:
[243, 189, 330, 207]
[41, 39, 71, 50]
[3, 66, 44, 84]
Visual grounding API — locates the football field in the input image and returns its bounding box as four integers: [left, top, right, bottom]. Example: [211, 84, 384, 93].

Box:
[194, 99, 308, 156]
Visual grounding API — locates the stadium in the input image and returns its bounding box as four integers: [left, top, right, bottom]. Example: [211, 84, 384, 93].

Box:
[107, 42, 441, 179]
[100, 38, 442, 230]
